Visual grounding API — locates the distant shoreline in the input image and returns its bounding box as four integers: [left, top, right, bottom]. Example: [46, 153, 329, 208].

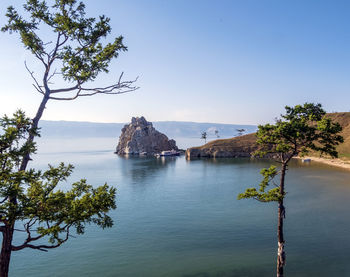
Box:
[295, 156, 350, 171]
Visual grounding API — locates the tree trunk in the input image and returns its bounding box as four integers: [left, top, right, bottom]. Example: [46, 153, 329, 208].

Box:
[277, 163, 287, 277]
[1, 75, 51, 277]
[20, 94, 50, 171]
[0, 226, 14, 277]
[9, 95, 50, 275]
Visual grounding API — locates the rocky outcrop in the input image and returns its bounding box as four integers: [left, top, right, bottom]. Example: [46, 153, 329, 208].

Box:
[116, 116, 178, 155]
[185, 133, 258, 159]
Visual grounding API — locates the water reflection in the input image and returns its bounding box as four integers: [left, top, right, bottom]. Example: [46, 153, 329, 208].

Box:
[117, 155, 178, 182]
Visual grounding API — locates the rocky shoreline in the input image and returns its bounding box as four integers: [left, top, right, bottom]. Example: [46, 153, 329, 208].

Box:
[185, 133, 257, 159]
[185, 134, 350, 171]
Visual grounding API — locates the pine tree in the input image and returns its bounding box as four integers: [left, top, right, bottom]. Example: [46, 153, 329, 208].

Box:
[0, 111, 116, 276]
[238, 103, 343, 277]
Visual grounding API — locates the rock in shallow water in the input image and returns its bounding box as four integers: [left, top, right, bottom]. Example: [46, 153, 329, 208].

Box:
[115, 116, 178, 155]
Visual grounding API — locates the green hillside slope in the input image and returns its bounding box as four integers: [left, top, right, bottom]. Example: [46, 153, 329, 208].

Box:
[186, 112, 350, 160]
[327, 112, 350, 159]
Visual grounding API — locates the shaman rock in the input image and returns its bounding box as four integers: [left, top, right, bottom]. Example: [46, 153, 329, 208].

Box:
[116, 116, 178, 155]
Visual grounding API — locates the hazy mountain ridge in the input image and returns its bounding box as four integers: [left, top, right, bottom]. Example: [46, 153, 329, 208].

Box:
[39, 120, 257, 139]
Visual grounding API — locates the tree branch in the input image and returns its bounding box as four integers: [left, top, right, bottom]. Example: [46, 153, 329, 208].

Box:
[49, 73, 139, 101]
[47, 32, 67, 66]
[12, 225, 71, 252]
[47, 68, 59, 83]
[24, 61, 44, 95]
[50, 83, 81, 94]
[33, 51, 47, 68]
[0, 197, 8, 204]
[253, 197, 269, 203]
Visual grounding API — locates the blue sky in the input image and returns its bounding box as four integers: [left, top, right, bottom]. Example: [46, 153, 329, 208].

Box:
[0, 0, 349, 124]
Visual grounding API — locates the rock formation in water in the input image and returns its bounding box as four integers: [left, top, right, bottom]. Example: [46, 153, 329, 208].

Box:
[116, 116, 178, 155]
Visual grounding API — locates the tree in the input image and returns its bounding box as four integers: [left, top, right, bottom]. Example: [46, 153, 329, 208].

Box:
[0, 110, 116, 277]
[238, 103, 343, 277]
[1, 1, 137, 275]
[236, 128, 246, 137]
[215, 130, 220, 138]
[201, 131, 207, 144]
[2, 0, 138, 172]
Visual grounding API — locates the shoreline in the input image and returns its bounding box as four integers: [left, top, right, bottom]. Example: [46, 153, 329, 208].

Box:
[295, 156, 350, 171]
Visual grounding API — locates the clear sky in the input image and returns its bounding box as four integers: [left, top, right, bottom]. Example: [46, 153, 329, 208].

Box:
[0, 0, 349, 124]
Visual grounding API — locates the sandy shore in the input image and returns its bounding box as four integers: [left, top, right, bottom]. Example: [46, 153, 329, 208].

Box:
[295, 156, 350, 170]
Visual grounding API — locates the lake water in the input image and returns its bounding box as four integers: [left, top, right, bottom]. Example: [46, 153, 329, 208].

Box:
[9, 137, 350, 276]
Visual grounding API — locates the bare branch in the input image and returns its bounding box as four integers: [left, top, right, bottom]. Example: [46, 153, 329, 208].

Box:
[50, 83, 81, 94]
[13, 229, 26, 232]
[47, 32, 69, 67]
[0, 197, 8, 204]
[43, 41, 53, 46]
[12, 226, 71, 252]
[49, 89, 82, 101]
[33, 51, 48, 68]
[32, 84, 45, 95]
[47, 68, 58, 83]
[48, 32, 68, 58]
[49, 74, 139, 101]
[24, 61, 44, 95]
[22, 218, 41, 244]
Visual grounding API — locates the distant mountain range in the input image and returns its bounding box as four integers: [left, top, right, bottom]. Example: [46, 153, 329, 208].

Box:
[39, 120, 257, 139]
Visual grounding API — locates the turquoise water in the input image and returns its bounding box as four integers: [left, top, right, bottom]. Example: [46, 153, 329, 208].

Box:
[9, 138, 350, 276]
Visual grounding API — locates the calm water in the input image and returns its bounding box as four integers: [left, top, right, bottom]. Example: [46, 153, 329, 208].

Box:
[10, 137, 350, 276]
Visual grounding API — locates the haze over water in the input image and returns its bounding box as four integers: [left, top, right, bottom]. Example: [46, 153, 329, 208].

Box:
[10, 136, 350, 276]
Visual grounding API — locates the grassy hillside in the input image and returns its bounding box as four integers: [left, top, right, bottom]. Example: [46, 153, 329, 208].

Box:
[327, 112, 350, 159]
[187, 112, 350, 160]
[195, 133, 257, 152]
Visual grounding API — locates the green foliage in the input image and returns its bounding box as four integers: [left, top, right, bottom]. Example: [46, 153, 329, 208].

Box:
[238, 166, 282, 202]
[0, 2, 125, 272]
[254, 103, 344, 159]
[2, 0, 126, 83]
[0, 110, 116, 251]
[239, 103, 344, 203]
[0, 110, 38, 168]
